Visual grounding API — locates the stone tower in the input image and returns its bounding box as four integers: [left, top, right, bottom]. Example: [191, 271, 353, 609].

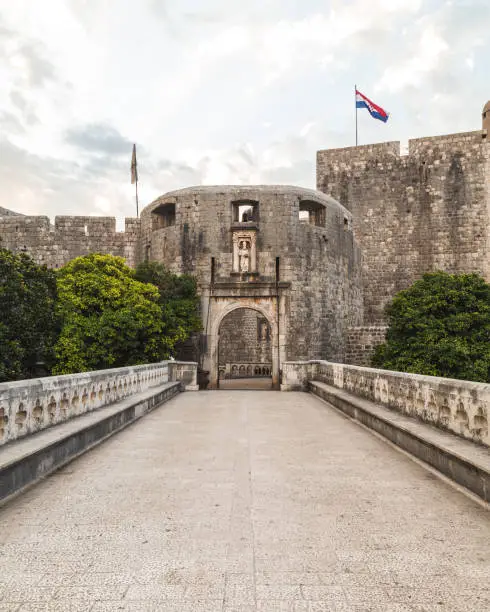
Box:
[139, 186, 363, 387]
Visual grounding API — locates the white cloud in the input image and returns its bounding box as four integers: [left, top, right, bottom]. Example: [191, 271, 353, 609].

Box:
[377, 26, 449, 92]
[0, 0, 489, 220]
[373, 0, 490, 133]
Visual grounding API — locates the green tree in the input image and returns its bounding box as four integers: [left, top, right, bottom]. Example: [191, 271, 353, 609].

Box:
[54, 254, 168, 374]
[0, 248, 59, 382]
[134, 262, 202, 354]
[372, 271, 490, 382]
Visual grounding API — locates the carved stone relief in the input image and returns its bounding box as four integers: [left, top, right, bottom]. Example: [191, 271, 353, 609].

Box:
[232, 230, 257, 273]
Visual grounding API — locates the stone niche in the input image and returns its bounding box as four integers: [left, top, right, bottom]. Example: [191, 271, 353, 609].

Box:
[232, 230, 257, 274]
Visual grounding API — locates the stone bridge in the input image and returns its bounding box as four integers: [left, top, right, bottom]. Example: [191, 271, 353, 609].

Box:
[0, 361, 489, 611]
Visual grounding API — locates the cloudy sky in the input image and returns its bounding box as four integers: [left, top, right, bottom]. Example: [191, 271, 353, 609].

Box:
[0, 0, 489, 222]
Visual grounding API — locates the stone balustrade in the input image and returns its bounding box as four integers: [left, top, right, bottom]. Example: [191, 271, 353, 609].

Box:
[219, 363, 273, 379]
[0, 361, 197, 447]
[281, 360, 489, 447]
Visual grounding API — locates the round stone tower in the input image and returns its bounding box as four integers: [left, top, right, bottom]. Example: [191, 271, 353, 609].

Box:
[139, 185, 363, 388]
[483, 101, 490, 132]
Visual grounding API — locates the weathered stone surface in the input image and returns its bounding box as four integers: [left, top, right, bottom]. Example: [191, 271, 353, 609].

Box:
[0, 390, 488, 610]
[345, 326, 387, 366]
[483, 100, 490, 133]
[141, 186, 363, 378]
[317, 130, 490, 326]
[0, 215, 140, 268]
[282, 361, 490, 446]
[310, 380, 490, 502]
[0, 361, 197, 447]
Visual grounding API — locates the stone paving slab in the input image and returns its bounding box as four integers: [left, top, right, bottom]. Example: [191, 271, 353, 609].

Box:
[0, 382, 181, 504]
[219, 379, 272, 391]
[309, 380, 490, 502]
[0, 383, 181, 470]
[0, 391, 489, 611]
[309, 381, 490, 470]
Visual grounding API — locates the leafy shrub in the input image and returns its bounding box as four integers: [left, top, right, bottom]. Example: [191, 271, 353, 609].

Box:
[54, 254, 168, 374]
[372, 271, 490, 382]
[0, 249, 58, 381]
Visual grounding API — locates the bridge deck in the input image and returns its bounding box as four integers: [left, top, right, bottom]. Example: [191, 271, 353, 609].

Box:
[0, 391, 489, 611]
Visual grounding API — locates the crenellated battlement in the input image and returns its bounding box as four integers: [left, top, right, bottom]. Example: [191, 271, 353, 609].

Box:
[0, 213, 141, 268]
[318, 130, 487, 176]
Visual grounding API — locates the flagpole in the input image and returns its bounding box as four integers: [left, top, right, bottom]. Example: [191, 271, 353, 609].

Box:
[135, 178, 139, 218]
[131, 143, 139, 217]
[355, 84, 358, 146]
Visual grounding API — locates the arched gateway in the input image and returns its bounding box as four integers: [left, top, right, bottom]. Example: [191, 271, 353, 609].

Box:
[218, 307, 272, 385]
[210, 301, 280, 389]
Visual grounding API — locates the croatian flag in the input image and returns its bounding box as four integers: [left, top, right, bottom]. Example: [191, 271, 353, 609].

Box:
[356, 89, 389, 123]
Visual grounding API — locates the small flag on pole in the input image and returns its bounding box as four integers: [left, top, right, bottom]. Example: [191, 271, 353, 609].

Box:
[355, 89, 389, 123]
[131, 144, 139, 217]
[131, 144, 138, 184]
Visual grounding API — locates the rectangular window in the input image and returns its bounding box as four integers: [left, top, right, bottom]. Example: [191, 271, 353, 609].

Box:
[152, 203, 176, 229]
[232, 200, 259, 223]
[299, 201, 325, 227]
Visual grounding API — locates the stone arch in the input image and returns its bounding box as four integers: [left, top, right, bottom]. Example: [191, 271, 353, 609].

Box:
[208, 299, 279, 389]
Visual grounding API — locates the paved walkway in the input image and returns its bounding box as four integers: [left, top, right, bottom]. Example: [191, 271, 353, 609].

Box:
[219, 378, 272, 390]
[0, 391, 489, 612]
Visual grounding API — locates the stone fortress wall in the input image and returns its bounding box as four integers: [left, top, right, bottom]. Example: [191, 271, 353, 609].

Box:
[0, 214, 140, 268]
[0, 185, 363, 381]
[344, 326, 388, 366]
[317, 128, 490, 326]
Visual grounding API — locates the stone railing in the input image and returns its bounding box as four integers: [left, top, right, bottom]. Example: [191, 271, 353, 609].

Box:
[0, 361, 197, 447]
[281, 360, 489, 447]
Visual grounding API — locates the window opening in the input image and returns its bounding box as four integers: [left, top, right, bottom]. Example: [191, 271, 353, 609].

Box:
[298, 200, 325, 227]
[152, 203, 176, 229]
[232, 201, 259, 223]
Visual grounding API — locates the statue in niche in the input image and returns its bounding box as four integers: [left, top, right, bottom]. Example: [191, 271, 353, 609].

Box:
[261, 323, 268, 340]
[258, 320, 269, 341]
[238, 240, 251, 272]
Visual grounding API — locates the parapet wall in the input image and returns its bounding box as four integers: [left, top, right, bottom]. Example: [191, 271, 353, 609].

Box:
[0, 214, 141, 268]
[317, 130, 490, 324]
[281, 360, 489, 447]
[0, 361, 197, 446]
